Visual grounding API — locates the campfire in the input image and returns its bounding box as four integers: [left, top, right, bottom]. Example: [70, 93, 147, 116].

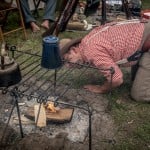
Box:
[7, 93, 89, 143]
[0, 47, 92, 149]
[25, 97, 74, 126]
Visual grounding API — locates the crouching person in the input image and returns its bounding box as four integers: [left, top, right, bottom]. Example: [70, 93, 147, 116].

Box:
[60, 19, 150, 99]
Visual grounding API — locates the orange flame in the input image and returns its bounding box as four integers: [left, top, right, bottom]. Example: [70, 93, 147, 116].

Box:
[45, 102, 58, 113]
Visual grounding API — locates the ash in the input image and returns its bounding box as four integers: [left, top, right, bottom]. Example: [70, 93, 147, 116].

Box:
[8, 96, 89, 143]
[0, 87, 116, 149]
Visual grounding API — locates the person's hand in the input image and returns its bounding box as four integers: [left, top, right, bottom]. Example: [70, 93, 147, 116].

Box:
[84, 79, 123, 93]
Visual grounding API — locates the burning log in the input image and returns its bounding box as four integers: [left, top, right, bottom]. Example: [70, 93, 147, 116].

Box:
[44, 102, 60, 113]
[25, 101, 74, 124]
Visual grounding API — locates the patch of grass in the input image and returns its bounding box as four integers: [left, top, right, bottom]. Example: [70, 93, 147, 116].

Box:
[65, 68, 106, 88]
[112, 103, 150, 149]
[112, 139, 149, 150]
[104, 67, 150, 149]
[135, 122, 150, 142]
[3, 11, 20, 32]
[114, 104, 150, 148]
[142, 0, 150, 10]
[113, 122, 150, 150]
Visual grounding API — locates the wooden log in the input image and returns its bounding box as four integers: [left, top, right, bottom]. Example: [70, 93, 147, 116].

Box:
[66, 22, 87, 31]
[26, 107, 74, 123]
[34, 104, 46, 127]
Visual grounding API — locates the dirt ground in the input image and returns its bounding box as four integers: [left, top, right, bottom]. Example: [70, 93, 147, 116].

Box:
[0, 85, 118, 150]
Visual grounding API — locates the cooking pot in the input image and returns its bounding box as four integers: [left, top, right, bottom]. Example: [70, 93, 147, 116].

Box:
[0, 57, 22, 87]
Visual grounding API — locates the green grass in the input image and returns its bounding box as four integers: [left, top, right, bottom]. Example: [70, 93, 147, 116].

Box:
[110, 100, 150, 149]
[142, 0, 150, 10]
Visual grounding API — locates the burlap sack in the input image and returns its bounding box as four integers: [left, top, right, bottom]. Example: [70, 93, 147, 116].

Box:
[131, 51, 150, 102]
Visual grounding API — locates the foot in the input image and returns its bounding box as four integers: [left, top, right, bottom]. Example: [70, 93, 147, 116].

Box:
[30, 22, 40, 32]
[41, 20, 50, 30]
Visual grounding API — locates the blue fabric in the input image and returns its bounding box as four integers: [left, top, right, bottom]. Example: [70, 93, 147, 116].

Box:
[20, 0, 57, 23]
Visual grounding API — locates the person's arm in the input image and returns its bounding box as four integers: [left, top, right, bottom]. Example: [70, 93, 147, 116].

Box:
[84, 78, 123, 94]
[84, 48, 123, 93]
[99, 78, 123, 92]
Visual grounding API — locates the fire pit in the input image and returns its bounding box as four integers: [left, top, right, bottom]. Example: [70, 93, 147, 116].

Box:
[0, 45, 114, 150]
[0, 46, 94, 150]
[8, 96, 89, 143]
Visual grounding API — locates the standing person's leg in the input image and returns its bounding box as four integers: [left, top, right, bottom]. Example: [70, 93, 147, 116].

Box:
[20, 0, 40, 32]
[41, 0, 57, 29]
[20, 0, 35, 23]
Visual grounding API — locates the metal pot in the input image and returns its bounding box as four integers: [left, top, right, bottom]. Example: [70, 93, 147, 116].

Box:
[0, 57, 22, 87]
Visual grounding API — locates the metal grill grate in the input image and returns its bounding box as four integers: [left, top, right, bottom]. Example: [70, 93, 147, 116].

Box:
[0, 46, 114, 150]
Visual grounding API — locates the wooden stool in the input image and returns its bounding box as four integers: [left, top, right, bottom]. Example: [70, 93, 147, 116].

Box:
[0, 0, 27, 42]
